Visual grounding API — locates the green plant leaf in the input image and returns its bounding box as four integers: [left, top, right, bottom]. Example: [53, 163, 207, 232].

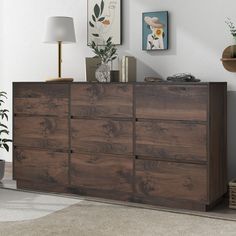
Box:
[0, 130, 9, 135]
[94, 4, 100, 18]
[2, 139, 12, 143]
[98, 17, 105, 22]
[92, 15, 96, 22]
[3, 143, 9, 152]
[89, 21, 95, 27]
[101, 0, 104, 15]
[0, 123, 7, 129]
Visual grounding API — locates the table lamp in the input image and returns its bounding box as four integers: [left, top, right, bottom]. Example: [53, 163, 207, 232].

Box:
[44, 16, 76, 82]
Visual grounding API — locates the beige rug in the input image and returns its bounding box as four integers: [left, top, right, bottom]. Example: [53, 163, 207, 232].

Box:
[0, 200, 236, 236]
[0, 188, 82, 222]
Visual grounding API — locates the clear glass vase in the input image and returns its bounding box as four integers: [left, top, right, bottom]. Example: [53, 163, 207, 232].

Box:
[95, 62, 111, 83]
[231, 37, 236, 58]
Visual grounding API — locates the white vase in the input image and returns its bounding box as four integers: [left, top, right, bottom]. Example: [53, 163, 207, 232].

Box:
[95, 62, 111, 83]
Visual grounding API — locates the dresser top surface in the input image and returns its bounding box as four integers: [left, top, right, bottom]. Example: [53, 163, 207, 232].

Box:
[12, 81, 227, 85]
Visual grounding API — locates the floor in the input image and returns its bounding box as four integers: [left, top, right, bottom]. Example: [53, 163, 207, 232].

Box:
[0, 188, 81, 222]
[1, 162, 236, 221]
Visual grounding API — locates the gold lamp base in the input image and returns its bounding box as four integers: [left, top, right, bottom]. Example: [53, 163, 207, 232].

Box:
[46, 78, 74, 82]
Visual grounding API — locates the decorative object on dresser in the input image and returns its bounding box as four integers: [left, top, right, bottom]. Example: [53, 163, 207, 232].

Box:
[120, 56, 136, 82]
[13, 82, 227, 211]
[85, 57, 102, 82]
[44, 16, 76, 82]
[0, 91, 12, 181]
[166, 73, 201, 82]
[89, 37, 118, 82]
[229, 180, 236, 209]
[142, 11, 168, 51]
[87, 0, 122, 45]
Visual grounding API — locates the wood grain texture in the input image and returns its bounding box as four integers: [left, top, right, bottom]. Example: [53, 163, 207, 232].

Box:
[14, 148, 68, 186]
[208, 83, 228, 202]
[71, 84, 133, 118]
[14, 116, 69, 151]
[17, 180, 68, 193]
[13, 83, 69, 116]
[136, 84, 208, 121]
[136, 121, 207, 162]
[71, 119, 133, 155]
[135, 159, 207, 203]
[70, 153, 133, 194]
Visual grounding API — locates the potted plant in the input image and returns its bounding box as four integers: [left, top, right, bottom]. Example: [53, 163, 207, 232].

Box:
[0, 91, 12, 181]
[225, 18, 236, 57]
[89, 37, 118, 82]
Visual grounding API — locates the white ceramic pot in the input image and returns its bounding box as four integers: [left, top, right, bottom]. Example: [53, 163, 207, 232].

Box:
[0, 159, 5, 181]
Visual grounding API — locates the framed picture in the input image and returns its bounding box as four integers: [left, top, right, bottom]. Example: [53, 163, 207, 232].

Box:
[142, 11, 168, 51]
[87, 0, 122, 45]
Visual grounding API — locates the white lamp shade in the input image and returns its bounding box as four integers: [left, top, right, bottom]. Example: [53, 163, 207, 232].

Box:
[44, 16, 76, 43]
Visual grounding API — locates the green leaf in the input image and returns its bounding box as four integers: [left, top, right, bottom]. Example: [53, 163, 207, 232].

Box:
[3, 143, 9, 152]
[89, 21, 95, 28]
[2, 139, 12, 143]
[92, 33, 99, 37]
[0, 123, 7, 129]
[98, 17, 105, 22]
[101, 0, 104, 15]
[0, 130, 9, 135]
[94, 4, 100, 18]
[92, 15, 96, 22]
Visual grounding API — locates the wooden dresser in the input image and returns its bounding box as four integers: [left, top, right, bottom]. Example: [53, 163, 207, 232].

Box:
[13, 82, 227, 211]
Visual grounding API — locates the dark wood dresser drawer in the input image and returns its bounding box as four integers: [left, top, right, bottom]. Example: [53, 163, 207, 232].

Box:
[14, 116, 69, 151]
[14, 148, 68, 185]
[136, 84, 208, 121]
[136, 121, 207, 162]
[13, 83, 69, 116]
[135, 159, 207, 203]
[71, 84, 133, 118]
[70, 153, 133, 194]
[71, 119, 133, 155]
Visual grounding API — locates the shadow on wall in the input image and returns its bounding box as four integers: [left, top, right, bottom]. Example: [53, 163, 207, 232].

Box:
[228, 91, 236, 180]
[136, 59, 162, 81]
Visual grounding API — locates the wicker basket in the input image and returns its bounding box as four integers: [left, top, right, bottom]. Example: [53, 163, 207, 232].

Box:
[229, 180, 236, 209]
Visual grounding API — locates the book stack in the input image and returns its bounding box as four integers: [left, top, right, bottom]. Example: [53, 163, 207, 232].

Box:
[120, 56, 137, 82]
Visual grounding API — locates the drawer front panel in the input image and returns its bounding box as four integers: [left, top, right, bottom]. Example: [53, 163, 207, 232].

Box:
[14, 83, 69, 116]
[71, 84, 133, 118]
[14, 148, 68, 185]
[71, 153, 133, 193]
[71, 119, 133, 155]
[14, 116, 69, 151]
[135, 159, 207, 202]
[136, 84, 208, 121]
[136, 121, 207, 162]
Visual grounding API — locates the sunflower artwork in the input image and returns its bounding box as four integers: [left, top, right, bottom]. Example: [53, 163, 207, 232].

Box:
[88, 0, 122, 45]
[142, 11, 168, 51]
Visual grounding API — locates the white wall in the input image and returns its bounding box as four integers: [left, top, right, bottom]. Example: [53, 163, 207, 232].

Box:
[0, 0, 236, 179]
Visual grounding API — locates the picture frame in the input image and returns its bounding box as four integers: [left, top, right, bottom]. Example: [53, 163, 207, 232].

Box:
[142, 11, 169, 51]
[87, 0, 122, 45]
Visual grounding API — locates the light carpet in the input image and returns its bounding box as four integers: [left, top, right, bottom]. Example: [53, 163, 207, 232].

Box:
[0, 196, 236, 235]
[0, 188, 82, 222]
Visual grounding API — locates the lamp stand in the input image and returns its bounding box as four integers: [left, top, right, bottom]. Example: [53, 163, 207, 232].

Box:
[46, 41, 74, 82]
